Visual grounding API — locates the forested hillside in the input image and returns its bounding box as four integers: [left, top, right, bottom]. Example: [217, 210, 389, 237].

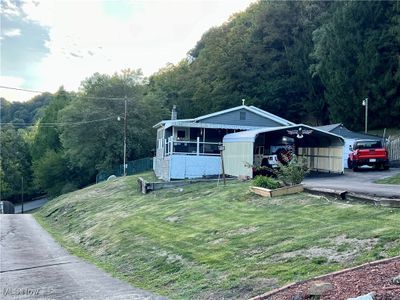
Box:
[1, 93, 52, 126]
[145, 1, 399, 127]
[1, 1, 399, 201]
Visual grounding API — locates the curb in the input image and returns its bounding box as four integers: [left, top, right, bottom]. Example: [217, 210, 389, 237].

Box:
[304, 187, 400, 208]
[249, 256, 400, 300]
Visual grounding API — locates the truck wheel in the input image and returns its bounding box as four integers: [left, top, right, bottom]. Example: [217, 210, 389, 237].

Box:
[347, 159, 352, 169]
[383, 166, 389, 170]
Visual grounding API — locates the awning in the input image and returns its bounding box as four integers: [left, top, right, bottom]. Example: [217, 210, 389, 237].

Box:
[223, 124, 345, 145]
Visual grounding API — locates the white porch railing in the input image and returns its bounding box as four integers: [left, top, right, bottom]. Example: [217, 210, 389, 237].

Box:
[165, 137, 220, 156]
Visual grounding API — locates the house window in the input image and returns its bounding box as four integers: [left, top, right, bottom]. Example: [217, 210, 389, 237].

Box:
[240, 112, 246, 120]
[177, 130, 186, 139]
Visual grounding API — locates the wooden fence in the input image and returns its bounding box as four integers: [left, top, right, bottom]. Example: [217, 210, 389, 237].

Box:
[387, 136, 400, 162]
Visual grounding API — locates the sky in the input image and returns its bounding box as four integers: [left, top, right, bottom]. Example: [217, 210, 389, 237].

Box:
[0, 0, 255, 102]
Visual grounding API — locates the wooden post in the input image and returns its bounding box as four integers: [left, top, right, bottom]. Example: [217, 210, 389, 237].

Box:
[21, 177, 24, 214]
[219, 144, 226, 185]
[123, 96, 127, 176]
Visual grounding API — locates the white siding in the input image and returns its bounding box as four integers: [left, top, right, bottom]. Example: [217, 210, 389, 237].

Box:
[223, 142, 254, 178]
[343, 138, 355, 168]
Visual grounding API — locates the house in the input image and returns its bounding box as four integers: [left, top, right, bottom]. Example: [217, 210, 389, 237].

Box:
[153, 104, 294, 180]
[317, 123, 383, 168]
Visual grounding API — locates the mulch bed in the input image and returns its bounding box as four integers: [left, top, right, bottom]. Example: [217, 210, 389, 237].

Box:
[252, 257, 400, 300]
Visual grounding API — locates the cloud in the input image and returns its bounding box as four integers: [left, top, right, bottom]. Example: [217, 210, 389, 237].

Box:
[69, 52, 83, 58]
[3, 28, 22, 37]
[0, 0, 22, 18]
[3, 0, 255, 101]
[0, 75, 24, 87]
[0, 76, 41, 102]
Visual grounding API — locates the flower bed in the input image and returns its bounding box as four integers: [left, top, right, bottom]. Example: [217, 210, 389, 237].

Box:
[250, 184, 304, 197]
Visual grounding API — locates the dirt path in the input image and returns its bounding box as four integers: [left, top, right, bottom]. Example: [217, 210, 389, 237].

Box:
[0, 215, 166, 300]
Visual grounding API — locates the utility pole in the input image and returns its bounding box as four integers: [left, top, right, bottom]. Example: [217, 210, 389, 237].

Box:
[123, 96, 127, 176]
[362, 97, 368, 133]
[21, 177, 24, 214]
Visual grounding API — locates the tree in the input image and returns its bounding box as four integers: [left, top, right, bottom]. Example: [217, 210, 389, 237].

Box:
[33, 150, 75, 197]
[0, 93, 52, 127]
[311, 1, 400, 130]
[60, 70, 165, 181]
[30, 88, 70, 161]
[0, 125, 32, 201]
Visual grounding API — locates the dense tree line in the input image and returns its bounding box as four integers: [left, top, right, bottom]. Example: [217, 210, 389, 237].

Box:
[1, 94, 52, 126]
[145, 1, 399, 127]
[1, 1, 399, 201]
[1, 71, 168, 201]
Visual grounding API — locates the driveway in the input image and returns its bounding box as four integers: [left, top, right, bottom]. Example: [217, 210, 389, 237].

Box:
[0, 215, 166, 300]
[303, 168, 400, 199]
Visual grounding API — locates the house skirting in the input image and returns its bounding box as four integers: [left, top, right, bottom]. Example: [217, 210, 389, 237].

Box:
[154, 155, 222, 181]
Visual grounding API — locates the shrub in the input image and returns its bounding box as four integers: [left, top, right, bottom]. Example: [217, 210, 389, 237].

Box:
[275, 155, 309, 186]
[253, 175, 281, 189]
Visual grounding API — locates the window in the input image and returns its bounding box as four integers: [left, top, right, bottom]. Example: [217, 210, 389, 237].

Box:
[177, 130, 186, 139]
[240, 112, 246, 120]
[355, 141, 382, 150]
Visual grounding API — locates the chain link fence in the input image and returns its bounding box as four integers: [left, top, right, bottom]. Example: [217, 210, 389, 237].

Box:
[96, 157, 153, 183]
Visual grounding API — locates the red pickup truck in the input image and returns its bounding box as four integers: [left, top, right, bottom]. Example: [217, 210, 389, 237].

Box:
[348, 140, 389, 171]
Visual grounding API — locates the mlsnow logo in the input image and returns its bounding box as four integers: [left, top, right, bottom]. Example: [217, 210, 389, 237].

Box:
[3, 287, 41, 297]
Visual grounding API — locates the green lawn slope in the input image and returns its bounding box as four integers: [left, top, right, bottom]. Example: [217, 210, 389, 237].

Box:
[35, 173, 400, 299]
[376, 173, 400, 185]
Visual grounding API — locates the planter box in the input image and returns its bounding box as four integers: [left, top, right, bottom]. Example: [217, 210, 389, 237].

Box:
[250, 184, 303, 197]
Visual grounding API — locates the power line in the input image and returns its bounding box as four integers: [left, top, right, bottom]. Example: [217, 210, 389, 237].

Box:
[0, 116, 118, 127]
[0, 85, 44, 94]
[0, 85, 134, 101]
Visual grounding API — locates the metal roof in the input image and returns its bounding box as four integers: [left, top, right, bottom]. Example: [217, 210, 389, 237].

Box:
[194, 105, 295, 126]
[316, 123, 342, 132]
[154, 105, 295, 128]
[223, 124, 345, 143]
[249, 106, 295, 126]
[316, 124, 382, 140]
[160, 121, 261, 130]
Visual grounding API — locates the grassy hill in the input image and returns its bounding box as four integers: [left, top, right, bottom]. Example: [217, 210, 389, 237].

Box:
[35, 173, 400, 299]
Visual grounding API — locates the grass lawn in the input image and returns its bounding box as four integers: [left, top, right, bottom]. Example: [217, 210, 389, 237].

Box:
[35, 172, 400, 299]
[375, 173, 400, 184]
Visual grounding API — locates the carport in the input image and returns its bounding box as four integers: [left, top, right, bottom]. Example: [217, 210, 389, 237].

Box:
[222, 124, 345, 178]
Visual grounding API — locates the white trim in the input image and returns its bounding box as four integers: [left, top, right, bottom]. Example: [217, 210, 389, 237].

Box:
[164, 122, 260, 130]
[153, 105, 294, 128]
[194, 105, 294, 126]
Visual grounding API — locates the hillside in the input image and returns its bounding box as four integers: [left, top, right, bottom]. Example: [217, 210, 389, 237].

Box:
[35, 173, 400, 299]
[0, 93, 52, 126]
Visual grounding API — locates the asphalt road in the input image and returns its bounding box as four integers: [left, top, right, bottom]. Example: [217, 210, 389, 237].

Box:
[14, 198, 48, 214]
[303, 168, 400, 198]
[0, 215, 166, 300]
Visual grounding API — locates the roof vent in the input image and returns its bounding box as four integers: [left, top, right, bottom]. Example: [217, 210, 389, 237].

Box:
[171, 105, 177, 120]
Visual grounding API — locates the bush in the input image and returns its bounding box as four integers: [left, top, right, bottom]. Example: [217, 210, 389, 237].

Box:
[275, 155, 309, 186]
[253, 175, 281, 189]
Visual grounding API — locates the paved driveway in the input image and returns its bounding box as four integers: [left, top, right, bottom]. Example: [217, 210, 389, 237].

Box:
[0, 215, 166, 300]
[303, 168, 400, 199]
